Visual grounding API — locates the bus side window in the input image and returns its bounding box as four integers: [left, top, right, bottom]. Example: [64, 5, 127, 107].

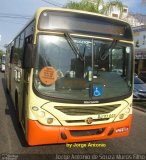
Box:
[10, 46, 14, 64]
[18, 32, 25, 67]
[12, 36, 20, 65]
[12, 32, 25, 67]
[22, 35, 33, 67]
[23, 35, 33, 54]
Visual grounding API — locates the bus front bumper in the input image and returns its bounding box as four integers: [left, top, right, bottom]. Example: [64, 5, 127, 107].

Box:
[27, 115, 132, 146]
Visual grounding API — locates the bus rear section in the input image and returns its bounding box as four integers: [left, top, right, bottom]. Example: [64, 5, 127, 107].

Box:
[6, 8, 134, 146]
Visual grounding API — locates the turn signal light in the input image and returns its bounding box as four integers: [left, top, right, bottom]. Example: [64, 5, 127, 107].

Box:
[119, 114, 124, 119]
[47, 118, 53, 124]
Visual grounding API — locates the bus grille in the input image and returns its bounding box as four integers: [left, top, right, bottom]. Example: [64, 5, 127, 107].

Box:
[66, 118, 109, 123]
[70, 128, 105, 137]
[54, 104, 120, 116]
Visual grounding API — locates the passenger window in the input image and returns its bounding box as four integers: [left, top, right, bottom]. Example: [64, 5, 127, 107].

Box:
[18, 32, 25, 66]
[13, 37, 20, 65]
[12, 32, 25, 67]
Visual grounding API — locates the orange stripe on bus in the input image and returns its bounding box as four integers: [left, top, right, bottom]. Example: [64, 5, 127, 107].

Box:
[27, 115, 132, 146]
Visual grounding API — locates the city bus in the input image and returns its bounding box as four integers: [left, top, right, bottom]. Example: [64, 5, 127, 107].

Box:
[5, 8, 134, 146]
[1, 54, 6, 72]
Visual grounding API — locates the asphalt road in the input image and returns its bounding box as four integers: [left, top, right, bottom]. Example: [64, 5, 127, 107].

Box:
[0, 72, 146, 159]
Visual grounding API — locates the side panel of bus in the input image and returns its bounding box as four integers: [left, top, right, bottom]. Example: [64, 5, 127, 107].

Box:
[7, 21, 35, 130]
[5, 46, 13, 92]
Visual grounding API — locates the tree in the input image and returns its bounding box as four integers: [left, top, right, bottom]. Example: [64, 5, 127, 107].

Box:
[101, 0, 124, 18]
[0, 49, 5, 58]
[66, 0, 124, 17]
[66, 0, 103, 13]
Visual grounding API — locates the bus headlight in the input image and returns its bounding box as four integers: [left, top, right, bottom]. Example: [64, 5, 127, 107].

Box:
[125, 107, 130, 113]
[38, 111, 45, 118]
[31, 106, 61, 126]
[114, 106, 131, 122]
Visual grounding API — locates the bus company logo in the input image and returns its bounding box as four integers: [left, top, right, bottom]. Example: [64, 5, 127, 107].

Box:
[86, 117, 93, 124]
[84, 101, 99, 104]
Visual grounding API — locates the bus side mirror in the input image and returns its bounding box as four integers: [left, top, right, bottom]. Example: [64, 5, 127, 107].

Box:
[23, 44, 34, 69]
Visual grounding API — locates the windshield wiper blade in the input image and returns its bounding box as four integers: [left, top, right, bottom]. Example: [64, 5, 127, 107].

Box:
[64, 32, 84, 61]
[100, 39, 118, 60]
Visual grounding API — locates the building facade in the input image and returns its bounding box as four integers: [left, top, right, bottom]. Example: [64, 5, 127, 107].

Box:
[133, 25, 146, 74]
[90, 0, 146, 75]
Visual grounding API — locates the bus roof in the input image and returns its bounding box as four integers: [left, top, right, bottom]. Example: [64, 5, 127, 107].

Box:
[8, 7, 132, 46]
[36, 8, 132, 41]
[35, 7, 131, 26]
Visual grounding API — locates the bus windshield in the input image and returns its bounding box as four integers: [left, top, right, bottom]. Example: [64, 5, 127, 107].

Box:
[34, 34, 132, 101]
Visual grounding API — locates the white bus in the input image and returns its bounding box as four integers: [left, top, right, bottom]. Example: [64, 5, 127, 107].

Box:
[5, 8, 134, 146]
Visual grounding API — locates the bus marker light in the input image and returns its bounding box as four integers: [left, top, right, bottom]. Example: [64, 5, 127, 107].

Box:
[43, 12, 47, 17]
[47, 118, 53, 124]
[116, 127, 129, 133]
[32, 106, 39, 111]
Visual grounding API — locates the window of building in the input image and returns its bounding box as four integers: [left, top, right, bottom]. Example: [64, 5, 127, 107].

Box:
[112, 13, 119, 18]
[123, 8, 128, 13]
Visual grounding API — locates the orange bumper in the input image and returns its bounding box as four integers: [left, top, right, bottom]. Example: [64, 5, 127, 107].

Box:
[27, 115, 132, 146]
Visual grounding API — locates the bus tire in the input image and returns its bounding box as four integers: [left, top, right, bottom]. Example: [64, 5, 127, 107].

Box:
[6, 87, 9, 94]
[15, 92, 28, 147]
[5, 77, 9, 94]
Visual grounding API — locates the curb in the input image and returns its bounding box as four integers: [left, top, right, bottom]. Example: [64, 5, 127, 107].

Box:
[133, 106, 146, 113]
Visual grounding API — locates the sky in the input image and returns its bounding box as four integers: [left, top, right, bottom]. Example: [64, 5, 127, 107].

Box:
[0, 0, 146, 50]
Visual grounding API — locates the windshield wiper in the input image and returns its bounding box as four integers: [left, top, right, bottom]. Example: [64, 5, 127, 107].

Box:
[100, 39, 118, 60]
[64, 32, 84, 61]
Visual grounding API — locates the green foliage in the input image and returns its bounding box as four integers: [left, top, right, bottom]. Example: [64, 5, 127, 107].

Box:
[66, 0, 124, 17]
[101, 0, 124, 18]
[0, 49, 5, 64]
[0, 49, 5, 58]
[66, 0, 100, 13]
